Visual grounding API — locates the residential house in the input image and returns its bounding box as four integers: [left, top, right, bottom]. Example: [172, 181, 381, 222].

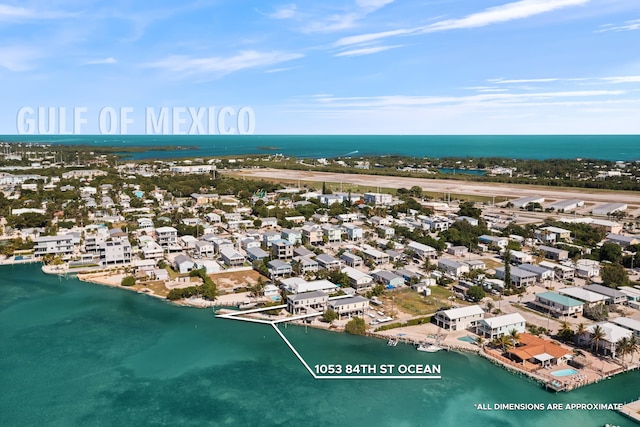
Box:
[328, 296, 370, 319]
[293, 256, 319, 274]
[438, 259, 469, 277]
[34, 235, 75, 257]
[271, 239, 294, 260]
[606, 233, 640, 248]
[477, 313, 526, 339]
[575, 259, 601, 278]
[286, 291, 328, 315]
[479, 235, 508, 249]
[583, 284, 627, 305]
[577, 322, 633, 356]
[316, 254, 343, 271]
[99, 240, 131, 265]
[174, 254, 195, 274]
[406, 241, 437, 259]
[341, 266, 373, 289]
[536, 245, 569, 261]
[371, 270, 405, 288]
[434, 305, 485, 331]
[194, 240, 215, 258]
[322, 224, 342, 243]
[341, 252, 363, 267]
[280, 278, 338, 294]
[155, 226, 178, 248]
[495, 266, 538, 288]
[302, 223, 323, 245]
[447, 246, 469, 257]
[361, 247, 390, 265]
[558, 287, 607, 309]
[342, 223, 363, 241]
[281, 228, 303, 245]
[532, 292, 584, 318]
[246, 247, 270, 262]
[262, 231, 282, 248]
[267, 259, 292, 279]
[220, 248, 245, 267]
[518, 263, 555, 282]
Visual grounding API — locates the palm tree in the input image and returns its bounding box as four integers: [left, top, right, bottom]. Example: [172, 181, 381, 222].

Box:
[476, 336, 486, 350]
[628, 335, 639, 363]
[486, 301, 494, 313]
[589, 325, 606, 355]
[616, 337, 630, 363]
[494, 334, 513, 353]
[575, 323, 587, 345]
[509, 328, 521, 346]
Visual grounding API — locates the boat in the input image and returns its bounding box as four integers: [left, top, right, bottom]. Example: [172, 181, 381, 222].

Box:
[387, 338, 398, 347]
[417, 343, 442, 352]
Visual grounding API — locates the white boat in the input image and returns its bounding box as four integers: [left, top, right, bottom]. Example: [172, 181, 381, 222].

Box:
[417, 344, 442, 353]
[387, 339, 398, 346]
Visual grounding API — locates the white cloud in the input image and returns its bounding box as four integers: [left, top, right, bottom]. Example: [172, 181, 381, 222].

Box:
[147, 50, 303, 77]
[267, 4, 297, 19]
[355, 0, 394, 11]
[335, 28, 416, 47]
[0, 46, 40, 71]
[596, 19, 640, 33]
[0, 4, 32, 20]
[334, 0, 589, 46]
[85, 57, 117, 65]
[264, 65, 302, 73]
[334, 44, 403, 57]
[423, 0, 590, 33]
[600, 75, 640, 84]
[301, 13, 360, 33]
[488, 77, 560, 84]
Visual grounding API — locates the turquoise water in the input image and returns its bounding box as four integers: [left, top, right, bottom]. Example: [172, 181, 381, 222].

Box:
[439, 168, 486, 176]
[1, 264, 637, 426]
[552, 369, 580, 377]
[0, 134, 638, 161]
[458, 335, 478, 343]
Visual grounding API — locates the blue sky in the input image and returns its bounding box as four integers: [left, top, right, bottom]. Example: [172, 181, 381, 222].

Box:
[1, 0, 639, 134]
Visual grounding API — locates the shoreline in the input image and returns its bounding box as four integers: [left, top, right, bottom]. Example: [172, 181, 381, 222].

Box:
[54, 267, 640, 394]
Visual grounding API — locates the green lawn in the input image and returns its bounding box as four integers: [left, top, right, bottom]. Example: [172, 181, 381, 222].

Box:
[380, 287, 457, 316]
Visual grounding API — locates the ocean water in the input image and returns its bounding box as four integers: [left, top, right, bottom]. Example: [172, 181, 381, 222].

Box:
[1, 134, 639, 161]
[1, 264, 637, 427]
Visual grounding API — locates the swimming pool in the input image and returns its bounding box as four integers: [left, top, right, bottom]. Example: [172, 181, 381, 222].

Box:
[551, 368, 579, 377]
[458, 336, 477, 343]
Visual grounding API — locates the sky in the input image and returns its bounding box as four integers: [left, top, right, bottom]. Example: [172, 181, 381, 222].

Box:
[1, 0, 639, 135]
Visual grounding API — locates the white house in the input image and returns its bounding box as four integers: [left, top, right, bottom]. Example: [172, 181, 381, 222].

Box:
[434, 305, 485, 331]
[477, 313, 526, 339]
[328, 296, 369, 319]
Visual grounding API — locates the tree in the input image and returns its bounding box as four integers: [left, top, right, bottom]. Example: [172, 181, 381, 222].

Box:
[466, 286, 486, 302]
[121, 276, 136, 287]
[503, 249, 512, 290]
[616, 336, 630, 362]
[508, 328, 521, 345]
[323, 309, 339, 324]
[344, 317, 366, 335]
[589, 325, 606, 355]
[557, 321, 575, 343]
[458, 201, 481, 219]
[600, 242, 623, 263]
[601, 263, 629, 288]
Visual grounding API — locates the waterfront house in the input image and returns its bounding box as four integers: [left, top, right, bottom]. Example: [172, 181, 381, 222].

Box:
[286, 291, 328, 315]
[578, 322, 632, 356]
[34, 234, 76, 257]
[99, 240, 131, 265]
[328, 296, 370, 319]
[477, 313, 526, 340]
[611, 317, 640, 339]
[506, 333, 571, 367]
[434, 305, 485, 331]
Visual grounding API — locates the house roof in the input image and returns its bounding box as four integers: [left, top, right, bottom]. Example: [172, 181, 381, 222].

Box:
[611, 317, 640, 332]
[586, 322, 633, 343]
[440, 305, 484, 320]
[288, 291, 327, 301]
[535, 291, 583, 307]
[480, 313, 525, 329]
[329, 296, 368, 307]
[558, 287, 608, 303]
[507, 333, 571, 360]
